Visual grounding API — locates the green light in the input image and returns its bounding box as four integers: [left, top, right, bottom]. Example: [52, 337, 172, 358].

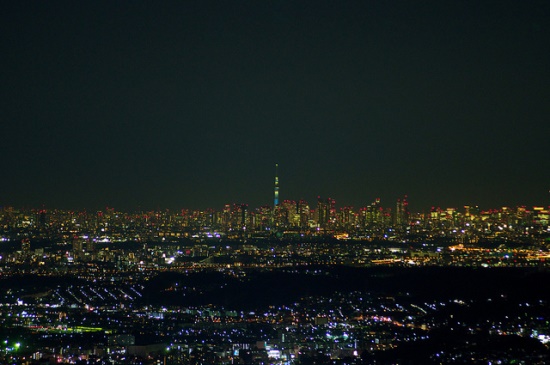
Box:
[14, 342, 20, 350]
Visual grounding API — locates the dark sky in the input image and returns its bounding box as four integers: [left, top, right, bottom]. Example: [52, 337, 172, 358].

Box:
[1, 1, 549, 212]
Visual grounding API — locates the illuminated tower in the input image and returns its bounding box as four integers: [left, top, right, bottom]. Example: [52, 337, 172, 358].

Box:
[274, 163, 279, 207]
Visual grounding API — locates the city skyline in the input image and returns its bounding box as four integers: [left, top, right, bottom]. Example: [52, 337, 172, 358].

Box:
[2, 3, 549, 360]
[1, 1, 549, 212]
[1, 187, 548, 216]
[1, 163, 549, 213]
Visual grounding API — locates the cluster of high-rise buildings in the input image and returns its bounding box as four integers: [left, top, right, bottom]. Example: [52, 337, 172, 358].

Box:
[0, 166, 548, 243]
[0, 200, 548, 245]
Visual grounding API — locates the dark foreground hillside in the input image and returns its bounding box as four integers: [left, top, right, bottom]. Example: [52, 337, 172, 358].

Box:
[141, 266, 550, 309]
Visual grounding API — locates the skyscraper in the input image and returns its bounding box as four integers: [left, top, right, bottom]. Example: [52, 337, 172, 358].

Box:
[316, 196, 335, 229]
[395, 195, 409, 227]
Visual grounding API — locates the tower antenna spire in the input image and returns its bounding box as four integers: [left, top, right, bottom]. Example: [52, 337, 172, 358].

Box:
[274, 163, 279, 207]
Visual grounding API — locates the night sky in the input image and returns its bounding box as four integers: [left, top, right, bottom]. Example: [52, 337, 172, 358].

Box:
[1, 1, 549, 212]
